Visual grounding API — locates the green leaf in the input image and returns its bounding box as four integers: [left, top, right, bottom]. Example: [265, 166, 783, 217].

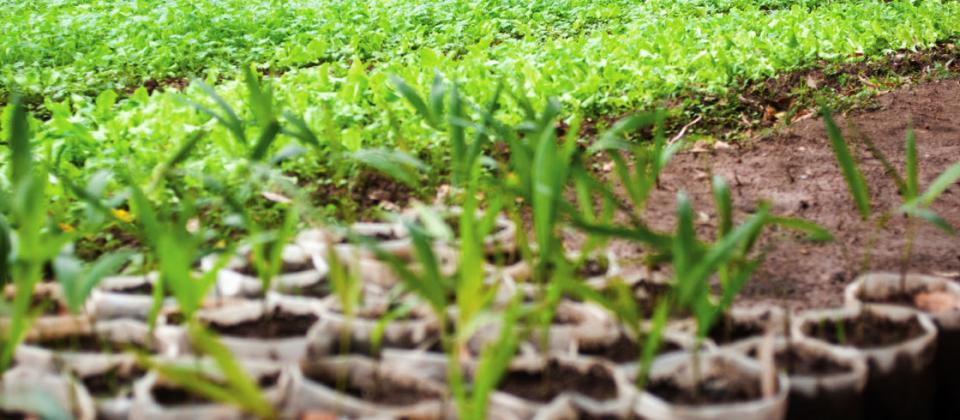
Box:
[712, 176, 733, 238]
[902, 204, 956, 235]
[905, 125, 919, 200]
[350, 148, 425, 187]
[186, 80, 246, 145]
[673, 192, 699, 281]
[55, 251, 132, 314]
[822, 108, 871, 220]
[448, 82, 466, 185]
[249, 120, 281, 162]
[186, 324, 274, 418]
[919, 161, 960, 207]
[428, 72, 446, 126]
[470, 297, 521, 418]
[769, 216, 834, 242]
[391, 75, 437, 128]
[282, 111, 321, 150]
[6, 96, 31, 185]
[243, 65, 275, 128]
[0, 215, 10, 284]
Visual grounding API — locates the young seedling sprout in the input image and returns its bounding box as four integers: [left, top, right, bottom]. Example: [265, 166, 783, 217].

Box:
[823, 107, 960, 293]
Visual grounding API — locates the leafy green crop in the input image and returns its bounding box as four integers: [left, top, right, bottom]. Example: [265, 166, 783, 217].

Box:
[4, 1, 957, 237]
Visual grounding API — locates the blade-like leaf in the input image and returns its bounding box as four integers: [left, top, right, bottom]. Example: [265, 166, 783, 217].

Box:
[919, 161, 960, 207]
[712, 176, 733, 239]
[282, 110, 321, 150]
[187, 80, 246, 145]
[902, 204, 956, 235]
[187, 324, 274, 418]
[249, 120, 281, 162]
[769, 216, 834, 242]
[350, 148, 425, 187]
[905, 125, 919, 200]
[822, 109, 871, 220]
[55, 251, 132, 314]
[7, 97, 31, 185]
[0, 215, 10, 284]
[243, 65, 274, 127]
[391, 75, 437, 128]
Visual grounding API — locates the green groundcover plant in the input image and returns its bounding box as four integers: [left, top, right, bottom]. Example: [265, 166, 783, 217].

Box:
[3, 1, 959, 239]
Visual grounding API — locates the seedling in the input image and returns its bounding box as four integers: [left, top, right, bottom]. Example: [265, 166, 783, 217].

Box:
[0, 98, 73, 371]
[822, 107, 960, 291]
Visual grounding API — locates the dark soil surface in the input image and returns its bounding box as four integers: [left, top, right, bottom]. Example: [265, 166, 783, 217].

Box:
[0, 409, 33, 419]
[235, 255, 314, 277]
[746, 345, 849, 376]
[290, 281, 332, 299]
[648, 366, 763, 405]
[111, 282, 155, 295]
[151, 373, 278, 406]
[578, 333, 682, 364]
[497, 359, 618, 403]
[619, 78, 960, 309]
[804, 311, 926, 349]
[29, 333, 152, 354]
[82, 366, 146, 398]
[706, 317, 766, 345]
[304, 366, 440, 406]
[206, 308, 318, 339]
[152, 384, 214, 406]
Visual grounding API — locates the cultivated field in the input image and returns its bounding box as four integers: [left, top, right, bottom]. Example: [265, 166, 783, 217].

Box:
[1, 1, 959, 419]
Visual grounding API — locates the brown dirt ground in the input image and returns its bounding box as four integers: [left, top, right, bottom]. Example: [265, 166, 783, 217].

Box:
[614, 78, 960, 309]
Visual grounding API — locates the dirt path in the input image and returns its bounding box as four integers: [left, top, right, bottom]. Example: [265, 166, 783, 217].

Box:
[620, 78, 960, 309]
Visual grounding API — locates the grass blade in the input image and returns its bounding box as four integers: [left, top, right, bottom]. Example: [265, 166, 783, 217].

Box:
[919, 161, 960, 206]
[712, 176, 733, 238]
[391, 75, 437, 128]
[905, 125, 919, 200]
[768, 216, 834, 242]
[822, 108, 871, 220]
[0, 215, 10, 284]
[249, 120, 281, 162]
[902, 206, 956, 235]
[6, 97, 31, 185]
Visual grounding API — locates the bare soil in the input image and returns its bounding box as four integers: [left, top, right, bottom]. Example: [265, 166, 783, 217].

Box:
[622, 78, 960, 309]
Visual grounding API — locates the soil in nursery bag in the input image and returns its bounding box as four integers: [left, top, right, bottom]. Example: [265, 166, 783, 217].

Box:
[29, 333, 153, 354]
[579, 334, 682, 364]
[153, 373, 279, 407]
[303, 364, 441, 406]
[234, 257, 314, 277]
[745, 343, 863, 420]
[206, 307, 318, 339]
[647, 365, 764, 405]
[497, 359, 618, 403]
[803, 309, 936, 420]
[152, 384, 216, 406]
[805, 312, 925, 348]
[288, 281, 331, 299]
[0, 409, 38, 419]
[705, 317, 766, 345]
[747, 345, 847, 376]
[82, 366, 147, 398]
